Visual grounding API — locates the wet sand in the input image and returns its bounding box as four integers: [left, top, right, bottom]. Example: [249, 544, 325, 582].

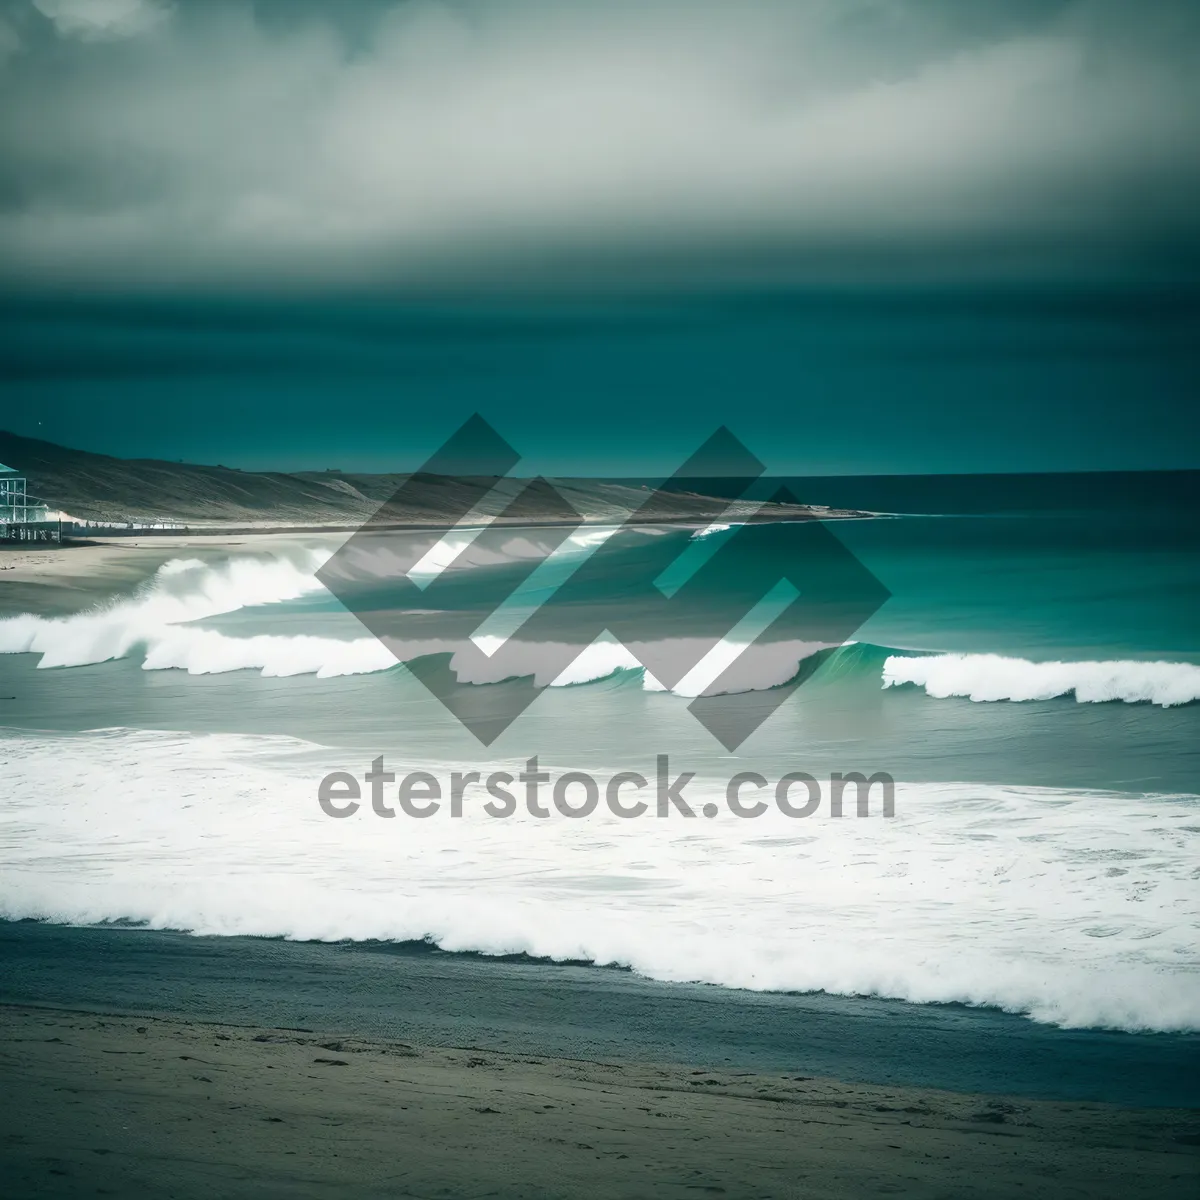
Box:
[2, 1004, 1196, 1199]
[6, 923, 1197, 1109]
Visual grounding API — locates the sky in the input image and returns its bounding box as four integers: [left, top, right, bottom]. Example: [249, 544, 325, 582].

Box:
[0, 0, 1196, 474]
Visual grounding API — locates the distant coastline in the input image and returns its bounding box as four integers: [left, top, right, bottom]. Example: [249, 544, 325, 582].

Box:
[0, 428, 880, 530]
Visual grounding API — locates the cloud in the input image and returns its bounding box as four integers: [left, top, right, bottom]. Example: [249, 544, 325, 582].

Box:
[0, 0, 1197, 291]
[32, 0, 171, 41]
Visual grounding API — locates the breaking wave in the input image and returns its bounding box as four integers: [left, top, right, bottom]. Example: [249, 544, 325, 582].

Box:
[0, 550, 331, 669]
[883, 654, 1200, 707]
[2, 728, 1197, 1033]
[4, 550, 1197, 706]
[0, 548, 829, 694]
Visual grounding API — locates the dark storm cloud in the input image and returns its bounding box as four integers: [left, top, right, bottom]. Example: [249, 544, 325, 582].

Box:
[0, 0, 1197, 290]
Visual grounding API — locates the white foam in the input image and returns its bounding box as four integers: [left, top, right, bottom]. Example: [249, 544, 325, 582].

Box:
[0, 549, 832, 696]
[0, 550, 331, 668]
[140, 628, 397, 678]
[2, 728, 1197, 1033]
[883, 653, 1200, 707]
[10, 551, 1197, 711]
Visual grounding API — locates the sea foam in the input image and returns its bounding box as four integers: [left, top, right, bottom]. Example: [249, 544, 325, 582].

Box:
[0, 550, 331, 668]
[1, 728, 1197, 1033]
[0, 549, 827, 694]
[883, 654, 1200, 707]
[6, 551, 1199, 709]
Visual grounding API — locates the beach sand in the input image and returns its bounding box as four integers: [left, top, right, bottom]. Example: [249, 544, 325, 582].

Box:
[1, 1004, 1195, 1199]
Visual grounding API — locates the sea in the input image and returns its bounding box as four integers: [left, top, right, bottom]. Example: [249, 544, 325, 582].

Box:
[2, 471, 1198, 1062]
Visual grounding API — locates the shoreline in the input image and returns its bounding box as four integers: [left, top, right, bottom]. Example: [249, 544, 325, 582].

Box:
[2, 921, 1197, 1110]
[2, 1002, 1196, 1199]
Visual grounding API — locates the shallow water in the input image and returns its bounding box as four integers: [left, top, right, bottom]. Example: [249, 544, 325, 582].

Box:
[2, 921, 1197, 1107]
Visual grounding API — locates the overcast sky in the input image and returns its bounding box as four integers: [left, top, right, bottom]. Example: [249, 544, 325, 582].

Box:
[0, 0, 1198, 292]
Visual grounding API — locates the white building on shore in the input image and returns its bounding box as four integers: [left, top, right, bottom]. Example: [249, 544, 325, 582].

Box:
[0, 461, 51, 531]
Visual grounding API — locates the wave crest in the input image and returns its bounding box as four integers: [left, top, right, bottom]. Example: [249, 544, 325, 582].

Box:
[883, 654, 1200, 707]
[0, 549, 830, 695]
[2, 729, 1198, 1033]
[0, 550, 330, 668]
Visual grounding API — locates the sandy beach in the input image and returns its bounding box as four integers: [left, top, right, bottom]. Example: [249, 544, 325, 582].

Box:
[2, 1003, 1196, 1200]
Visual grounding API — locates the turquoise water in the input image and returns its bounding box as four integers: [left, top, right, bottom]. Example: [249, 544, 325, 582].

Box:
[1, 494, 1198, 1032]
[5, 509, 1197, 787]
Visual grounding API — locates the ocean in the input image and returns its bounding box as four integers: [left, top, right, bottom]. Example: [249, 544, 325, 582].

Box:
[2, 480, 1198, 1051]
